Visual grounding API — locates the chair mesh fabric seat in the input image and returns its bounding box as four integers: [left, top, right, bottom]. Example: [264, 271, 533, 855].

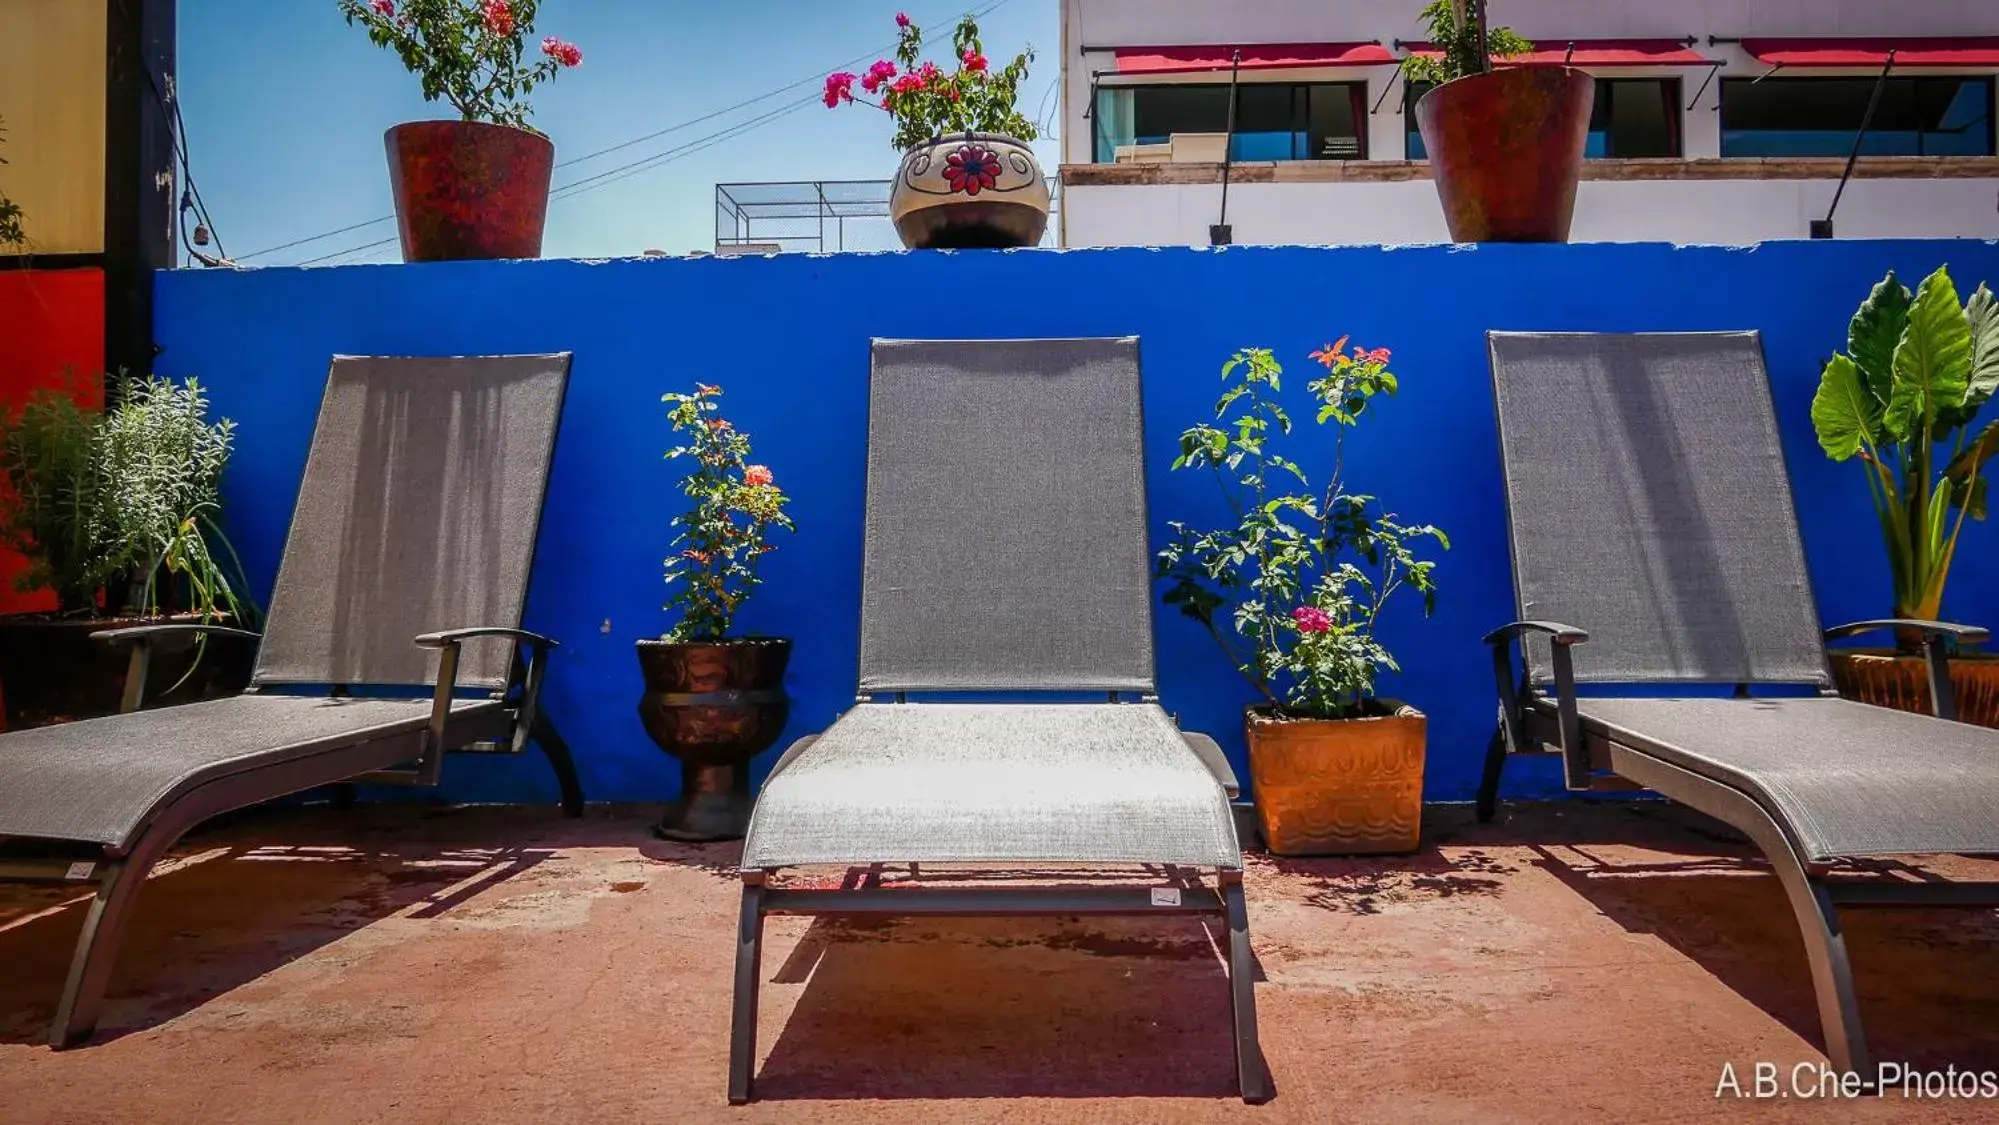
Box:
[1575, 696, 1999, 863]
[1488, 332, 1829, 687]
[741, 704, 1241, 869]
[0, 695, 504, 848]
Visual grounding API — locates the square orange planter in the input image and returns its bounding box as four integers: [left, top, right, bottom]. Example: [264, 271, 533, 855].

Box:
[1245, 703, 1426, 856]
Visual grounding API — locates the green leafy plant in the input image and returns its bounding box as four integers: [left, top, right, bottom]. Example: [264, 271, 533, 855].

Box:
[1401, 1, 1534, 85]
[1158, 341, 1448, 720]
[824, 13, 1036, 152]
[0, 115, 26, 248]
[338, 0, 581, 130]
[0, 375, 253, 626]
[1813, 266, 1999, 632]
[660, 385, 794, 642]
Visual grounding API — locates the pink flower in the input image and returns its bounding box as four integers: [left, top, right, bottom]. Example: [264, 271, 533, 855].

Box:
[962, 50, 988, 73]
[744, 465, 774, 487]
[888, 74, 924, 96]
[369, 0, 395, 17]
[823, 71, 857, 108]
[482, 0, 514, 37]
[860, 59, 899, 94]
[896, 12, 911, 27]
[1292, 606, 1333, 635]
[1367, 347, 1392, 364]
[540, 37, 583, 67]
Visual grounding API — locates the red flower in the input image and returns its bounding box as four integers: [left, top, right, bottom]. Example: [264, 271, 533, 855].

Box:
[943, 145, 1002, 196]
[369, 0, 394, 17]
[482, 0, 514, 37]
[962, 50, 988, 73]
[1367, 347, 1392, 364]
[917, 61, 943, 86]
[1292, 606, 1333, 635]
[744, 465, 774, 487]
[895, 11, 911, 27]
[888, 74, 925, 96]
[539, 37, 582, 67]
[860, 59, 898, 94]
[823, 71, 857, 108]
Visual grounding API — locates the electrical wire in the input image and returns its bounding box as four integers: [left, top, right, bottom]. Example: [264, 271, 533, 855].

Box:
[246, 0, 1015, 264]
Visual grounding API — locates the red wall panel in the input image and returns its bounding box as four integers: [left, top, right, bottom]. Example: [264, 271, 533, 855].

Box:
[0, 267, 105, 615]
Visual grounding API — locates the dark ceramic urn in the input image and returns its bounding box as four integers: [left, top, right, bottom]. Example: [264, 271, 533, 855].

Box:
[634, 637, 791, 841]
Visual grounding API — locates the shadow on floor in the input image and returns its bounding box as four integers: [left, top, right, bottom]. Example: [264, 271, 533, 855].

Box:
[0, 818, 556, 1047]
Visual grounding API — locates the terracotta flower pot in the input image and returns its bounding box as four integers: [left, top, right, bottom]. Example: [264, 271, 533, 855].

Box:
[1414, 67, 1594, 243]
[1828, 649, 1999, 728]
[890, 132, 1049, 250]
[385, 120, 555, 262]
[634, 637, 792, 842]
[1245, 703, 1426, 857]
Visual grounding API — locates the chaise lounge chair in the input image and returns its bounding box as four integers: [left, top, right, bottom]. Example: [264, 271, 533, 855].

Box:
[0, 353, 584, 1048]
[727, 337, 1267, 1103]
[1479, 330, 1999, 1076]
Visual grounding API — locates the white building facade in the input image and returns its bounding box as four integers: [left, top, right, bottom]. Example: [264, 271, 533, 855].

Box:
[1059, 0, 1999, 246]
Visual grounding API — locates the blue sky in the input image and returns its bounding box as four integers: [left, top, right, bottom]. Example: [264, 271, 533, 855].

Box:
[179, 0, 1060, 264]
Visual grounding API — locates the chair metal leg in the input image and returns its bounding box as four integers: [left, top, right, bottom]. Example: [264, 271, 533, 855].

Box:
[531, 714, 586, 818]
[1476, 723, 1508, 824]
[728, 873, 768, 1105]
[1220, 871, 1270, 1103]
[1775, 866, 1871, 1076]
[50, 859, 143, 1048]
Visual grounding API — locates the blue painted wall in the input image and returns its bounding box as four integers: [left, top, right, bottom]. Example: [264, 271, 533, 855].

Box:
[153, 241, 1999, 807]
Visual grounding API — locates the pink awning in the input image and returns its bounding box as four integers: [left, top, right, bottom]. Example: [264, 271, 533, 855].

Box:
[1741, 38, 1999, 69]
[1404, 39, 1717, 67]
[1113, 42, 1397, 75]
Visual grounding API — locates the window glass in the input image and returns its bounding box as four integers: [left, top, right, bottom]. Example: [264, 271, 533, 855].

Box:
[1094, 82, 1365, 162]
[1720, 76, 1996, 157]
[1407, 77, 1680, 158]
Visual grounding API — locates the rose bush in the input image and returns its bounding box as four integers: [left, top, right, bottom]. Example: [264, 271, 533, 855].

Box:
[338, 0, 581, 130]
[659, 386, 794, 642]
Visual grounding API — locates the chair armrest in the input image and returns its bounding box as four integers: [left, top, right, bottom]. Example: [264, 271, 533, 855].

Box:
[1823, 619, 1990, 646]
[92, 623, 261, 648]
[1482, 620, 1590, 647]
[413, 627, 559, 650]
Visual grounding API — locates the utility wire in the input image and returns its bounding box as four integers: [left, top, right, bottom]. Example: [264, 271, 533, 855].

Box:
[245, 0, 1012, 264]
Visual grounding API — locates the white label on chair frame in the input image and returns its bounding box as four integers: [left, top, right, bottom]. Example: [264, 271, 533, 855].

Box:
[65, 862, 95, 881]
[1151, 887, 1181, 907]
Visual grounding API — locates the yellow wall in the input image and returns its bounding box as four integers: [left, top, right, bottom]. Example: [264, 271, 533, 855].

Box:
[0, 0, 107, 255]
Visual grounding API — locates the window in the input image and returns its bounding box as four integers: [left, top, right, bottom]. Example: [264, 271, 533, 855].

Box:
[1720, 76, 1995, 157]
[1405, 77, 1682, 159]
[1094, 82, 1366, 162]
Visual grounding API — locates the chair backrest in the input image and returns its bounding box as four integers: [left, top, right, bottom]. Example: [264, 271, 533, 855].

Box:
[1487, 331, 1829, 687]
[253, 354, 572, 690]
[859, 337, 1157, 694]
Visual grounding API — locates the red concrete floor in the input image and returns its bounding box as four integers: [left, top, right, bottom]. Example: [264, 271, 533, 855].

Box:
[3, 802, 1999, 1123]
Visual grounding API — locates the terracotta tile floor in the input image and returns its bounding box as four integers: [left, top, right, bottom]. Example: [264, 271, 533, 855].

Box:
[3, 802, 1998, 1123]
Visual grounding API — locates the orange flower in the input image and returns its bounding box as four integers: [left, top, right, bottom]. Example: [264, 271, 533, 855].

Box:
[1310, 335, 1350, 369]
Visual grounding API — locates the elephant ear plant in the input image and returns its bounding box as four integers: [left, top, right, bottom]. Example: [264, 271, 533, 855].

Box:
[1158, 341, 1448, 720]
[1812, 265, 1999, 631]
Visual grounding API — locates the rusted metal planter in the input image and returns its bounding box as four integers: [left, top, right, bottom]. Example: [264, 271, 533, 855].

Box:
[1246, 703, 1425, 857]
[0, 615, 254, 730]
[1828, 650, 1999, 728]
[385, 120, 554, 262]
[1414, 67, 1594, 243]
[890, 132, 1050, 249]
[635, 637, 792, 841]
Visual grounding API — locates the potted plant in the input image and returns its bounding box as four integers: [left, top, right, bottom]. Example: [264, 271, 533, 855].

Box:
[823, 12, 1047, 249]
[339, 0, 582, 262]
[1159, 342, 1447, 856]
[1403, 1, 1592, 242]
[1812, 265, 1999, 723]
[636, 385, 795, 842]
[0, 375, 258, 729]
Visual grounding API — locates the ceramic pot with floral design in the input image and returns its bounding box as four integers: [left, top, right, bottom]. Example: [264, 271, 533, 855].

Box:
[890, 132, 1048, 250]
[385, 120, 555, 262]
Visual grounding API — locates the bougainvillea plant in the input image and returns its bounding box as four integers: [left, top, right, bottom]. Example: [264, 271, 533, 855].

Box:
[660, 385, 794, 643]
[823, 12, 1036, 152]
[338, 0, 581, 130]
[1157, 343, 1447, 720]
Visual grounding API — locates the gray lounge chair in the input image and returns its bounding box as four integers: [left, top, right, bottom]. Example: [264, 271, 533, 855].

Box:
[728, 337, 1266, 1103]
[0, 354, 583, 1048]
[1479, 330, 1999, 1076]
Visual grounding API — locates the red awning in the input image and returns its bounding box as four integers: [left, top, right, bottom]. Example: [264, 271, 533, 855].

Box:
[1404, 39, 1717, 67]
[1113, 42, 1397, 75]
[1740, 38, 1999, 69]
